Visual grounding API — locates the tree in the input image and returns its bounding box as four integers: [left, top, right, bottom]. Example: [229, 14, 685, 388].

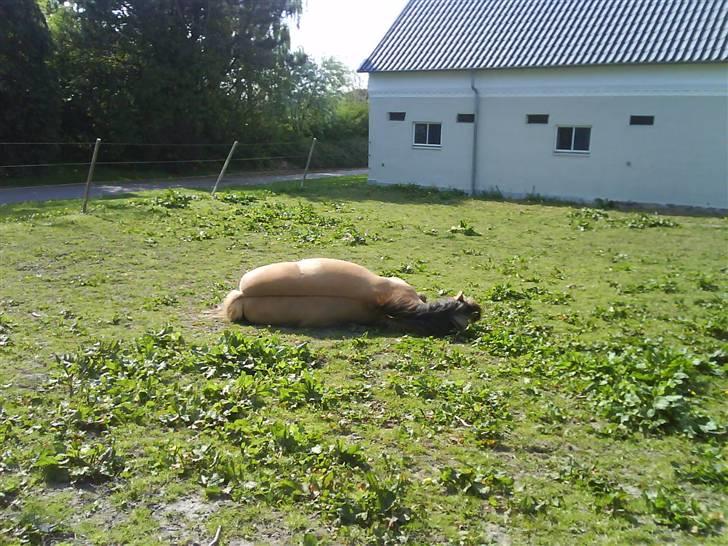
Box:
[1, 0, 369, 178]
[279, 54, 353, 135]
[45, 0, 304, 145]
[0, 0, 60, 149]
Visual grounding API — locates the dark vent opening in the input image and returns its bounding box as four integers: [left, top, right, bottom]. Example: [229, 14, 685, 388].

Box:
[527, 114, 549, 124]
[630, 115, 654, 126]
[457, 113, 475, 123]
[389, 112, 406, 121]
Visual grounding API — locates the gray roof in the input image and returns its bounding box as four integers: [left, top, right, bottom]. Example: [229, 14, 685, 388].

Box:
[359, 0, 728, 72]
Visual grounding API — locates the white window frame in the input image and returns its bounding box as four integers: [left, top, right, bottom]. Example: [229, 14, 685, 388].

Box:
[413, 122, 442, 148]
[554, 125, 591, 154]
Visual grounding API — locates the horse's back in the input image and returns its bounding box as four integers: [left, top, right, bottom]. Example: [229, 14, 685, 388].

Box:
[240, 258, 386, 303]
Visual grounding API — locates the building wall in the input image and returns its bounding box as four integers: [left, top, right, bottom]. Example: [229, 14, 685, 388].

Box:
[367, 64, 728, 208]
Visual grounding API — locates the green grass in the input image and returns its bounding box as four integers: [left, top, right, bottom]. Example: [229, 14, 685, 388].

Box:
[0, 176, 726, 544]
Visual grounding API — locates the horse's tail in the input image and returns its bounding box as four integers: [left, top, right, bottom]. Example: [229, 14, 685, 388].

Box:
[379, 296, 481, 337]
[220, 289, 246, 322]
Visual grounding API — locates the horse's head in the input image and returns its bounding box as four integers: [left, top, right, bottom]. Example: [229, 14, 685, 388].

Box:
[451, 291, 481, 329]
[379, 289, 481, 337]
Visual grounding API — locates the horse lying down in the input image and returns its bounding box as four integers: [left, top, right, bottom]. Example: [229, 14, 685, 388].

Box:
[220, 258, 481, 337]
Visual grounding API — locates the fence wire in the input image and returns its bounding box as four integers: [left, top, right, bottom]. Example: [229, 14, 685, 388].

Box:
[0, 140, 314, 170]
[0, 137, 367, 194]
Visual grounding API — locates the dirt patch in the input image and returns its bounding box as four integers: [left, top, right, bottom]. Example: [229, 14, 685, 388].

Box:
[484, 522, 512, 545]
[153, 495, 229, 544]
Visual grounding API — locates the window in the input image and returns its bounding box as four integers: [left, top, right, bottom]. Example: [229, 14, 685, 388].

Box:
[457, 113, 475, 123]
[527, 114, 549, 124]
[389, 112, 406, 121]
[556, 126, 591, 153]
[630, 115, 654, 126]
[414, 122, 442, 146]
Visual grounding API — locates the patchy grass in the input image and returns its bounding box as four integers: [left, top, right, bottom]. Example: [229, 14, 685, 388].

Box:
[0, 176, 726, 544]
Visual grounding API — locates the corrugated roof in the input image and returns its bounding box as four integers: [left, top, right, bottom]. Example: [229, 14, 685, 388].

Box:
[359, 0, 728, 72]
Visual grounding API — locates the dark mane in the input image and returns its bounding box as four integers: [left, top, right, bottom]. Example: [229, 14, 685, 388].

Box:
[379, 297, 481, 337]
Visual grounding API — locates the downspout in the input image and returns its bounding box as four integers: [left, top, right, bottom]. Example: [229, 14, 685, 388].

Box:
[470, 70, 480, 196]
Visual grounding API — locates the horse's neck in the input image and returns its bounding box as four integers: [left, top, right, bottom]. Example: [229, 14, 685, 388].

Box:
[379, 277, 422, 309]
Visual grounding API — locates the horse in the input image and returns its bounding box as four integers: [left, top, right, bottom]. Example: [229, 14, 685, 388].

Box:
[220, 258, 481, 336]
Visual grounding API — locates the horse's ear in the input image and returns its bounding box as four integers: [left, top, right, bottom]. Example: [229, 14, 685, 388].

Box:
[455, 291, 465, 302]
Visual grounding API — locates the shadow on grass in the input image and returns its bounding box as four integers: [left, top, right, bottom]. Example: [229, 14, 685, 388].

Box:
[239, 322, 414, 341]
[3, 175, 725, 219]
[256, 176, 727, 218]
[235, 321, 482, 342]
[262, 176, 470, 206]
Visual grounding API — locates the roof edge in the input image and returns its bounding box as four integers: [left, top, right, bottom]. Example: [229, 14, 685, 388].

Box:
[360, 59, 728, 74]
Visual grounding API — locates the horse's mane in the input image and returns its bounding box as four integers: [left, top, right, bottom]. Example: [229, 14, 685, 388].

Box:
[379, 297, 481, 336]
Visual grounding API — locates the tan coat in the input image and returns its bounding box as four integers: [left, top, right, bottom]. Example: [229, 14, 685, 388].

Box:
[223, 258, 424, 327]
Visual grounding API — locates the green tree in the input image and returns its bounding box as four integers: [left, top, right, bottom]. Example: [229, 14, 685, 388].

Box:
[46, 0, 303, 145]
[0, 0, 60, 158]
[326, 88, 368, 138]
[279, 54, 353, 135]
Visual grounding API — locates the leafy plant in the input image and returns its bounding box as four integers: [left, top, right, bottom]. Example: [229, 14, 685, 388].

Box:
[485, 283, 529, 302]
[217, 192, 259, 205]
[697, 274, 720, 292]
[567, 208, 679, 230]
[644, 486, 724, 535]
[673, 445, 727, 489]
[552, 344, 723, 436]
[340, 228, 368, 246]
[624, 214, 679, 229]
[511, 492, 562, 516]
[556, 458, 632, 517]
[449, 220, 481, 236]
[35, 441, 124, 484]
[380, 260, 428, 277]
[0, 478, 21, 509]
[439, 465, 513, 500]
[593, 301, 646, 322]
[0, 513, 72, 546]
[470, 303, 555, 358]
[567, 208, 610, 230]
[151, 190, 194, 209]
[334, 471, 414, 536]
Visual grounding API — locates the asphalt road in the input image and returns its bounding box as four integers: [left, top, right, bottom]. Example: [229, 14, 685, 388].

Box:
[0, 168, 367, 205]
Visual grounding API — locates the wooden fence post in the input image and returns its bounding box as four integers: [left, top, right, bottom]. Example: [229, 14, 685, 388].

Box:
[81, 138, 101, 213]
[301, 137, 317, 189]
[211, 140, 238, 196]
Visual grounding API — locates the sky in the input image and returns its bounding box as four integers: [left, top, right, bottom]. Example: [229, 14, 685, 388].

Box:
[288, 0, 410, 85]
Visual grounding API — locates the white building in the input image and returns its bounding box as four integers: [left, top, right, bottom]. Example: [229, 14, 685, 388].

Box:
[359, 0, 728, 209]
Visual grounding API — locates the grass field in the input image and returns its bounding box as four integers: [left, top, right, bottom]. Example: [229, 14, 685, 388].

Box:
[0, 176, 726, 545]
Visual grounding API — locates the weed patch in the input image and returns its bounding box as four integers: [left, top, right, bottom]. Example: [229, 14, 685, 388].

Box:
[9, 328, 423, 542]
[150, 189, 196, 210]
[549, 343, 724, 437]
[644, 486, 724, 535]
[449, 220, 481, 236]
[673, 444, 728, 490]
[438, 465, 513, 502]
[568, 208, 680, 230]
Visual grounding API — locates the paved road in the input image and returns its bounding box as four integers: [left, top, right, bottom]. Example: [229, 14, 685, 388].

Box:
[0, 169, 367, 205]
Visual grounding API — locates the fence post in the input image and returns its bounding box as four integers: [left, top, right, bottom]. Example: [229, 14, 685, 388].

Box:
[211, 140, 238, 196]
[81, 138, 101, 213]
[301, 137, 318, 189]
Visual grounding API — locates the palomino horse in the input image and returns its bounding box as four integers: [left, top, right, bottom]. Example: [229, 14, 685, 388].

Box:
[221, 258, 481, 336]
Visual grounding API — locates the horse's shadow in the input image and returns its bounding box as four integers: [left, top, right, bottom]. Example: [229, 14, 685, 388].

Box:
[235, 321, 474, 344]
[240, 322, 402, 341]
